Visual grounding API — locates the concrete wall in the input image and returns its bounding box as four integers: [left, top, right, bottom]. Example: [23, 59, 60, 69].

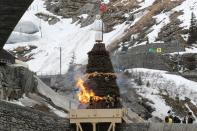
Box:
[112, 42, 185, 71]
[0, 100, 69, 131]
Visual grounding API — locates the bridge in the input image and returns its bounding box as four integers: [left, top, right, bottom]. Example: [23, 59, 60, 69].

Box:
[0, 0, 33, 49]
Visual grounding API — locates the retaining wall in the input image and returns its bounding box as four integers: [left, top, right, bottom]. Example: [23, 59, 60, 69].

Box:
[112, 42, 185, 71]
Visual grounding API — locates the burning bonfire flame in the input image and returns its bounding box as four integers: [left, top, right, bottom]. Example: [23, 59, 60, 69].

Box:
[76, 78, 103, 104]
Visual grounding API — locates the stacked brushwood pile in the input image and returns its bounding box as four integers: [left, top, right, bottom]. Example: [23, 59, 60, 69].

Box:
[85, 43, 121, 108]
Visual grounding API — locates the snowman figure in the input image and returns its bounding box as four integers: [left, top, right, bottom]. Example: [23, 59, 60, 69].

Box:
[93, 15, 104, 43]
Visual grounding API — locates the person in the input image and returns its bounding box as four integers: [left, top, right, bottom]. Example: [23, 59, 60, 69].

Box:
[89, 96, 94, 109]
[105, 95, 111, 108]
[173, 116, 181, 123]
[187, 112, 195, 124]
[164, 110, 173, 123]
[167, 110, 174, 120]
[182, 116, 187, 124]
[114, 95, 120, 108]
[105, 94, 114, 108]
[165, 116, 173, 123]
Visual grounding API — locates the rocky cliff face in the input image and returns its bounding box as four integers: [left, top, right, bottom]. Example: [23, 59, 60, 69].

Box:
[0, 65, 37, 100]
[45, 0, 100, 27]
[45, 0, 127, 30]
[44, 0, 189, 47]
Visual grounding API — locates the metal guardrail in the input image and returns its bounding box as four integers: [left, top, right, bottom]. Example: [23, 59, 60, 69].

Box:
[37, 72, 62, 78]
[0, 59, 11, 64]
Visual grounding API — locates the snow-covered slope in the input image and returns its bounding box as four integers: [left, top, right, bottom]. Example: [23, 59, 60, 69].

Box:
[126, 68, 197, 120]
[4, 0, 128, 74]
[4, 0, 197, 74]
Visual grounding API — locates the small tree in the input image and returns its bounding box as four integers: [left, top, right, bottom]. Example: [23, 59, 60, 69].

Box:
[146, 81, 150, 87]
[137, 76, 143, 86]
[187, 12, 197, 45]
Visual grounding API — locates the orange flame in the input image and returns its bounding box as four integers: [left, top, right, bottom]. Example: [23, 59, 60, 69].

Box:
[76, 78, 103, 104]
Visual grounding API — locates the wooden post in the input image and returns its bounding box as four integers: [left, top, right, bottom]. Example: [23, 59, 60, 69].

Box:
[76, 124, 79, 131]
[76, 123, 83, 131]
[108, 123, 113, 131]
[93, 123, 96, 131]
[112, 123, 115, 131]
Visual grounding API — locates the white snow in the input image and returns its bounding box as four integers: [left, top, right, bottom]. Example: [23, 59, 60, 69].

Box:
[48, 105, 68, 118]
[139, 0, 156, 8]
[173, 0, 197, 29]
[14, 21, 39, 34]
[6, 94, 68, 118]
[79, 14, 88, 19]
[147, 13, 170, 43]
[7, 100, 25, 107]
[6, 32, 39, 44]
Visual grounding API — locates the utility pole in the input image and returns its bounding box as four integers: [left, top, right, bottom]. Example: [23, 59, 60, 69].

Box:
[60, 47, 62, 75]
[39, 18, 42, 38]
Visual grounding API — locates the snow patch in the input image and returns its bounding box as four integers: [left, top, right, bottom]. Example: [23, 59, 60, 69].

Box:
[173, 0, 197, 29]
[147, 13, 170, 43]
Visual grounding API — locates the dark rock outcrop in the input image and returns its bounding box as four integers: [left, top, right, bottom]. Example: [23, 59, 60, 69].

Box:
[45, 0, 99, 27]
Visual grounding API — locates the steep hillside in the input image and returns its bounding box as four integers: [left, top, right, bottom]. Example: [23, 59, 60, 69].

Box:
[4, 0, 197, 74]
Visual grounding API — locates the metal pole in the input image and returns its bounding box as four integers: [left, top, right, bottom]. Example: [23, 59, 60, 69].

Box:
[60, 47, 62, 75]
[40, 18, 42, 38]
[102, 20, 104, 42]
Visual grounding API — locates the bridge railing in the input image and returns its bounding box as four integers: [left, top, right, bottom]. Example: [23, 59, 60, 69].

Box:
[36, 72, 62, 78]
[0, 59, 11, 64]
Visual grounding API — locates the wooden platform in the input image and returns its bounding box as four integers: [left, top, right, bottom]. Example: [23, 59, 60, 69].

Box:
[69, 109, 128, 131]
